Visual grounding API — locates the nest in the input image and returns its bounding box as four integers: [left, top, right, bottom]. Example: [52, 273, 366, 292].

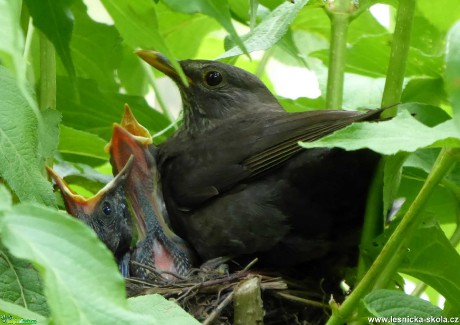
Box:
[125, 259, 343, 324]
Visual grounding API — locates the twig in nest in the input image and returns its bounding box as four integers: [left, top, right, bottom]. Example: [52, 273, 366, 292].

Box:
[272, 291, 330, 309]
[202, 291, 234, 325]
[241, 258, 258, 272]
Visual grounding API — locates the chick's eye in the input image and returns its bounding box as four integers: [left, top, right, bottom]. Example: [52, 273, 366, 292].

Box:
[102, 202, 112, 216]
[204, 71, 223, 87]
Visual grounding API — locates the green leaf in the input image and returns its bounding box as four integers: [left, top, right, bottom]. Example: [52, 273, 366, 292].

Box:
[99, 0, 187, 84]
[0, 67, 55, 206]
[0, 0, 25, 80]
[117, 45, 149, 96]
[445, 21, 460, 134]
[69, 0, 122, 91]
[218, 0, 309, 59]
[0, 298, 47, 325]
[400, 221, 460, 309]
[310, 34, 444, 78]
[0, 244, 48, 317]
[24, 0, 76, 78]
[364, 289, 443, 320]
[163, 0, 248, 57]
[128, 295, 200, 324]
[300, 109, 460, 155]
[417, 0, 460, 32]
[157, 2, 220, 60]
[0, 203, 158, 324]
[402, 78, 448, 107]
[56, 77, 171, 141]
[58, 125, 109, 161]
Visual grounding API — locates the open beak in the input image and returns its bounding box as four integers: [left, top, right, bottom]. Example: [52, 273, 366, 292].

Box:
[135, 50, 191, 85]
[108, 104, 195, 277]
[47, 157, 134, 218]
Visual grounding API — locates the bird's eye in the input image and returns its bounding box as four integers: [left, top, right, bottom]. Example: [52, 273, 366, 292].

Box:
[102, 202, 112, 216]
[204, 71, 223, 87]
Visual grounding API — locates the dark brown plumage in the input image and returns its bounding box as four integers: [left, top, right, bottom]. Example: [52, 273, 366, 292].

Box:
[137, 51, 382, 281]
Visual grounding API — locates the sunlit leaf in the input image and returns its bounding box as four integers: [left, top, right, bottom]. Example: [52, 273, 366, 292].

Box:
[218, 0, 309, 59]
[300, 109, 460, 155]
[163, 0, 248, 57]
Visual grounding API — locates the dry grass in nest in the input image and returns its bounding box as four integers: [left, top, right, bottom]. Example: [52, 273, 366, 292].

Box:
[125, 259, 338, 324]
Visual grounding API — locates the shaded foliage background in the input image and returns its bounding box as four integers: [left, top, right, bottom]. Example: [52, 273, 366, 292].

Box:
[1, 0, 460, 324]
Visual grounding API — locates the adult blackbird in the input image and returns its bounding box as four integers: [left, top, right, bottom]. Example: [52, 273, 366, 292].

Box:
[136, 50, 382, 280]
[47, 157, 133, 263]
[108, 105, 195, 279]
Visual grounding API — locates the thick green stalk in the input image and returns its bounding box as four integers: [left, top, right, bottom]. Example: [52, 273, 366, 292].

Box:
[381, 0, 416, 117]
[325, 0, 352, 109]
[39, 32, 56, 111]
[326, 148, 460, 325]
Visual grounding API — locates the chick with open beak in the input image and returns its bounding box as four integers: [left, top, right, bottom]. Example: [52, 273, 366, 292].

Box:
[107, 104, 196, 280]
[47, 157, 134, 264]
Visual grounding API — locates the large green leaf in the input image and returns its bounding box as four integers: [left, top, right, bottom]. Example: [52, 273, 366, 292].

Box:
[0, 203, 199, 324]
[400, 221, 460, 309]
[300, 109, 460, 155]
[163, 0, 247, 57]
[364, 289, 443, 320]
[0, 245, 48, 317]
[58, 125, 109, 161]
[69, 0, 122, 91]
[99, 0, 187, 83]
[56, 77, 171, 141]
[218, 0, 309, 59]
[24, 0, 76, 78]
[445, 22, 460, 134]
[0, 67, 55, 206]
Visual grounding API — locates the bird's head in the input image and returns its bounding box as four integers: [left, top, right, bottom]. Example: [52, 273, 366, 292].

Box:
[135, 50, 281, 133]
[47, 157, 134, 259]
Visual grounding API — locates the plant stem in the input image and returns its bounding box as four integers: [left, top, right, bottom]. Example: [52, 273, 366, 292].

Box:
[39, 32, 56, 111]
[325, 0, 352, 109]
[326, 148, 460, 325]
[142, 62, 178, 127]
[249, 0, 258, 31]
[381, 0, 416, 117]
